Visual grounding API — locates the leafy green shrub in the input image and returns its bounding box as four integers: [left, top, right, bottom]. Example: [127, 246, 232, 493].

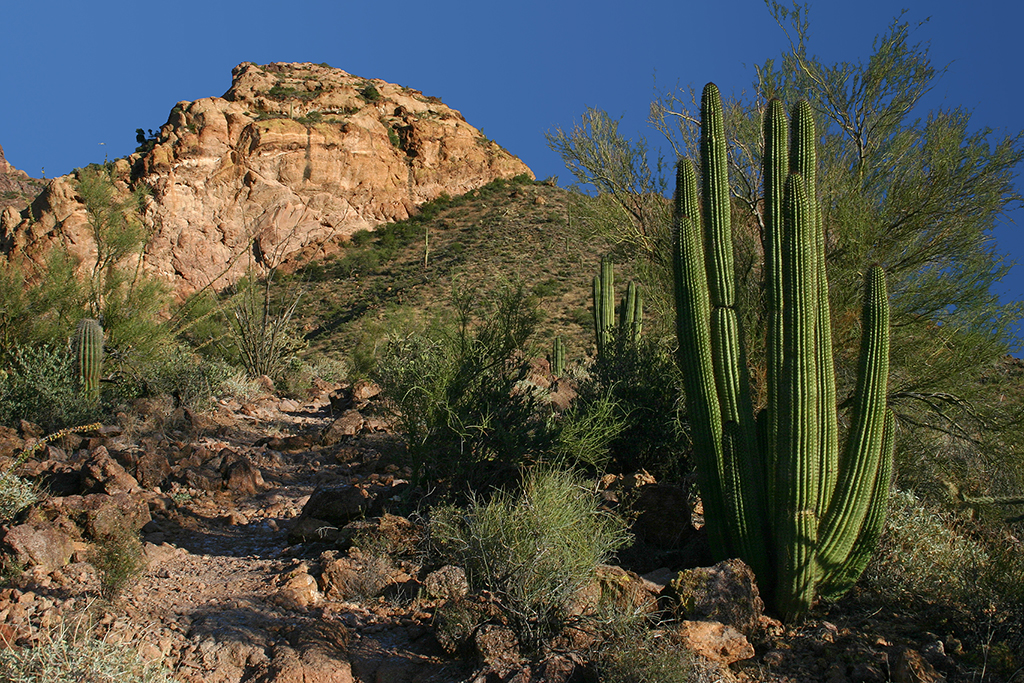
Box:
[549, 387, 628, 472]
[331, 248, 380, 278]
[429, 468, 630, 652]
[138, 347, 234, 411]
[0, 474, 38, 525]
[574, 335, 686, 478]
[358, 82, 381, 102]
[349, 229, 374, 247]
[373, 283, 549, 489]
[596, 625, 712, 683]
[0, 344, 100, 431]
[864, 489, 990, 606]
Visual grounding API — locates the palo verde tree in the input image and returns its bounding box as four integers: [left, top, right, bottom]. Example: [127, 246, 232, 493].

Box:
[555, 2, 1024, 504]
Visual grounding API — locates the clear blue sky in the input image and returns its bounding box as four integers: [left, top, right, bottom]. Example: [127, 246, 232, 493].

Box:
[3, 0, 1022, 346]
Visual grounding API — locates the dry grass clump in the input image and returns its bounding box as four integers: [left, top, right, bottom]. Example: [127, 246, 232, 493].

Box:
[0, 615, 174, 682]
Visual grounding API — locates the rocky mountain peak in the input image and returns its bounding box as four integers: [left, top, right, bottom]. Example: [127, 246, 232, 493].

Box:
[1, 62, 531, 298]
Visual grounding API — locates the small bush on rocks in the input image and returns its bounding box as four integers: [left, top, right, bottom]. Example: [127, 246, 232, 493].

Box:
[0, 617, 175, 682]
[429, 468, 630, 652]
[91, 528, 146, 602]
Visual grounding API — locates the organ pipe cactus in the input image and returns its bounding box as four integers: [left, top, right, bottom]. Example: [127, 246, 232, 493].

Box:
[551, 336, 566, 377]
[672, 83, 894, 620]
[592, 257, 643, 356]
[73, 318, 104, 404]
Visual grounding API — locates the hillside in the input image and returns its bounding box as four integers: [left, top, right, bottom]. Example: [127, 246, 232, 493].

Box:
[0, 62, 531, 299]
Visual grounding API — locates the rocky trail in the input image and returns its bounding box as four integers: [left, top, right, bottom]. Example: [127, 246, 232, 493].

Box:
[0, 380, 967, 683]
[0, 383, 480, 682]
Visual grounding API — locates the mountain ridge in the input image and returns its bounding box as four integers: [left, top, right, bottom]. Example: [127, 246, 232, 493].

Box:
[0, 62, 532, 298]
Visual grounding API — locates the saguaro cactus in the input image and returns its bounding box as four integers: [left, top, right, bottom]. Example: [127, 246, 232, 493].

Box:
[592, 257, 643, 355]
[672, 83, 894, 619]
[73, 318, 104, 404]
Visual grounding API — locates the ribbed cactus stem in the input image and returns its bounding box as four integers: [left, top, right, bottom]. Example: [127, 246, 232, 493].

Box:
[817, 266, 891, 574]
[619, 281, 643, 344]
[74, 318, 104, 404]
[592, 257, 615, 355]
[671, 83, 892, 620]
[551, 337, 566, 377]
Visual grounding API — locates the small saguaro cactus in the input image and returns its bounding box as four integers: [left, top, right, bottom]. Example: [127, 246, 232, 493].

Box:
[592, 257, 643, 356]
[550, 336, 566, 377]
[672, 83, 894, 620]
[73, 318, 104, 404]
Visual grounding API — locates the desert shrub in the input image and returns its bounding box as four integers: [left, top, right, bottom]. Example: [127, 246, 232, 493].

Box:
[0, 619, 174, 682]
[0, 474, 38, 525]
[0, 343, 100, 431]
[575, 335, 687, 478]
[596, 625, 713, 683]
[91, 527, 146, 601]
[548, 387, 628, 472]
[226, 270, 306, 381]
[331, 248, 380, 278]
[864, 489, 990, 606]
[374, 283, 551, 489]
[429, 468, 630, 652]
[107, 344, 233, 411]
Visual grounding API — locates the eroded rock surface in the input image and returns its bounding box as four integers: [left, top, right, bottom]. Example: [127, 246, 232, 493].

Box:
[1, 62, 532, 299]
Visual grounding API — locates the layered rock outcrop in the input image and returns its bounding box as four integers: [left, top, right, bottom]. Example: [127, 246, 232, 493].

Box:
[0, 144, 45, 212]
[0, 62, 532, 297]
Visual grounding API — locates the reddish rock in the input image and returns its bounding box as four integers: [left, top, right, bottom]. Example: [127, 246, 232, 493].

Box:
[893, 647, 947, 683]
[299, 482, 407, 526]
[2, 62, 531, 301]
[2, 522, 75, 571]
[474, 624, 521, 672]
[424, 565, 469, 601]
[350, 381, 381, 402]
[262, 642, 353, 683]
[321, 410, 365, 445]
[666, 558, 764, 638]
[80, 446, 141, 495]
[134, 449, 172, 489]
[670, 620, 755, 665]
[222, 457, 265, 495]
[37, 493, 152, 540]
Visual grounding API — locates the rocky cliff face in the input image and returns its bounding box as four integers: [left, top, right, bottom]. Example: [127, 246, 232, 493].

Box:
[0, 62, 532, 297]
[0, 144, 45, 212]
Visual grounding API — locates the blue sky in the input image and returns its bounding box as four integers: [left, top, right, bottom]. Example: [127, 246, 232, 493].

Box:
[3, 0, 1022, 345]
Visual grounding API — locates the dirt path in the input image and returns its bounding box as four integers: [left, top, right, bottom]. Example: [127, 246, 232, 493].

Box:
[5, 392, 472, 682]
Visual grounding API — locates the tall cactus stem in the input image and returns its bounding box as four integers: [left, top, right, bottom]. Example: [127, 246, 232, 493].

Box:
[74, 318, 104, 405]
[672, 85, 892, 620]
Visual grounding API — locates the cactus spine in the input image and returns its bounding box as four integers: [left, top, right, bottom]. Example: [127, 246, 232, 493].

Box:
[592, 257, 643, 355]
[672, 83, 894, 620]
[73, 318, 104, 404]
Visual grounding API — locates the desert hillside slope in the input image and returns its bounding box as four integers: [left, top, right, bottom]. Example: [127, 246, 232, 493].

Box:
[0, 62, 531, 298]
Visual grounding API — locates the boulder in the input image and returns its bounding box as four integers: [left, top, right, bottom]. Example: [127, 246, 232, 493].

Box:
[321, 410, 365, 445]
[892, 648, 947, 683]
[424, 565, 469, 601]
[80, 446, 141, 495]
[669, 620, 755, 665]
[665, 558, 764, 638]
[299, 483, 407, 526]
[473, 624, 521, 672]
[2, 522, 75, 571]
